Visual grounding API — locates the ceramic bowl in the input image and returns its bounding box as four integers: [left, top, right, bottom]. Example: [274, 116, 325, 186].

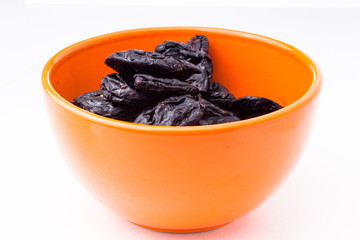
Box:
[42, 27, 322, 233]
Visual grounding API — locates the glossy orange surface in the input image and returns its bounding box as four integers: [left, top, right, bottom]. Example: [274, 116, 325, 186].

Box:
[42, 27, 322, 233]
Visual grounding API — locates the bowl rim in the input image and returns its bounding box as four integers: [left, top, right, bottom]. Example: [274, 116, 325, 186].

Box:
[41, 26, 322, 135]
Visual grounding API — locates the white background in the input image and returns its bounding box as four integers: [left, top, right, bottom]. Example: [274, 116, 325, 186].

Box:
[1, 0, 360, 239]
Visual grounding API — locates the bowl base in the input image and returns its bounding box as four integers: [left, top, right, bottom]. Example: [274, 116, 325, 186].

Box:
[132, 221, 231, 233]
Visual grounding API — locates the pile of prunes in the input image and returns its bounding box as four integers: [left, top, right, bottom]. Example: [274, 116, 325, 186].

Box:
[71, 35, 282, 126]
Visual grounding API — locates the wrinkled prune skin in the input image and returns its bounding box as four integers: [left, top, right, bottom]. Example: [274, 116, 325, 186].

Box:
[202, 99, 237, 117]
[230, 96, 283, 120]
[198, 99, 240, 125]
[155, 41, 200, 63]
[155, 40, 209, 65]
[183, 73, 208, 93]
[105, 49, 201, 81]
[187, 35, 213, 92]
[71, 90, 136, 121]
[155, 35, 212, 92]
[187, 35, 209, 52]
[203, 81, 236, 110]
[134, 95, 204, 126]
[199, 116, 241, 125]
[100, 73, 155, 107]
[133, 74, 199, 96]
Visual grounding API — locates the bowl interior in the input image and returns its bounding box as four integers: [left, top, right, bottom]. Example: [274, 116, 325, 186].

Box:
[48, 27, 316, 113]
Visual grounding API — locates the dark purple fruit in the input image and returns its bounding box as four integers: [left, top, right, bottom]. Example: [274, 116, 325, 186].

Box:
[231, 96, 283, 120]
[71, 90, 137, 121]
[134, 95, 204, 126]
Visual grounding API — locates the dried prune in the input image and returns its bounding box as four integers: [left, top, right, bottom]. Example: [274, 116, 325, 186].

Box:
[155, 40, 208, 65]
[199, 116, 241, 125]
[187, 35, 209, 52]
[155, 35, 209, 61]
[155, 35, 212, 92]
[182, 73, 207, 93]
[203, 81, 236, 110]
[71, 34, 284, 126]
[100, 73, 154, 107]
[133, 74, 199, 96]
[134, 95, 204, 126]
[187, 35, 212, 80]
[105, 49, 201, 80]
[230, 96, 283, 120]
[192, 62, 212, 92]
[71, 90, 136, 121]
[202, 99, 236, 117]
[188, 35, 213, 88]
[198, 99, 240, 125]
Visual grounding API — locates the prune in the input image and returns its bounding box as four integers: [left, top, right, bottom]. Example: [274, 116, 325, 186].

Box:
[155, 41, 196, 62]
[155, 35, 209, 61]
[187, 35, 209, 52]
[198, 99, 240, 125]
[199, 116, 241, 125]
[155, 40, 208, 65]
[183, 73, 208, 93]
[203, 81, 236, 110]
[198, 57, 213, 76]
[105, 49, 201, 80]
[133, 74, 199, 96]
[230, 96, 283, 120]
[187, 35, 212, 77]
[202, 99, 236, 117]
[71, 35, 284, 126]
[100, 73, 154, 107]
[71, 90, 136, 121]
[187, 35, 213, 88]
[134, 95, 204, 126]
[155, 35, 212, 92]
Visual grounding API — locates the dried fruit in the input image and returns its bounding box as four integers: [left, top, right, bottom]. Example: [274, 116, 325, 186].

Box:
[100, 73, 154, 107]
[71, 35, 283, 125]
[134, 95, 204, 126]
[105, 49, 201, 81]
[133, 74, 199, 96]
[231, 96, 283, 120]
[71, 90, 136, 121]
[198, 99, 240, 125]
[155, 35, 212, 92]
[203, 81, 236, 110]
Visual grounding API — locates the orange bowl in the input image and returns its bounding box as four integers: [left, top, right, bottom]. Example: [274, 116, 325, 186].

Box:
[41, 27, 322, 233]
